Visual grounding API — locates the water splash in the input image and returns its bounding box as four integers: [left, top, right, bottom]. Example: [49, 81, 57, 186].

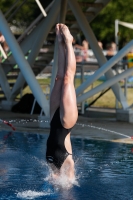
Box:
[44, 167, 79, 190]
[16, 190, 51, 199]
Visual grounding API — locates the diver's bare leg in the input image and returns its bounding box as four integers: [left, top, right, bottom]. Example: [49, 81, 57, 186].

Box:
[50, 24, 66, 121]
[59, 24, 78, 179]
[60, 25, 78, 129]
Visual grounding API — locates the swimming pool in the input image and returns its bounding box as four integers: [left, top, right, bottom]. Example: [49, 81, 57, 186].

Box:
[0, 130, 133, 200]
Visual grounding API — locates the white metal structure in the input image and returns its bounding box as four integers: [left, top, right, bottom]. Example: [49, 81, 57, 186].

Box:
[35, 0, 47, 17]
[115, 19, 133, 50]
[0, 0, 132, 121]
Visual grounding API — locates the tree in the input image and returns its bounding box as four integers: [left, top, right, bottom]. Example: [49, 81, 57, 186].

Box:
[90, 0, 133, 48]
[0, 0, 52, 29]
[0, 0, 133, 47]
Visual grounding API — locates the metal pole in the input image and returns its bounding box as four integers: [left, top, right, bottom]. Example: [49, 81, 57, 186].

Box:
[4, 1, 55, 64]
[10, 23, 48, 100]
[0, 44, 7, 59]
[50, 40, 58, 92]
[76, 40, 133, 95]
[116, 20, 128, 101]
[10, 73, 25, 100]
[68, 0, 128, 109]
[50, 0, 67, 92]
[17, 0, 55, 43]
[2, 1, 55, 76]
[68, 0, 106, 64]
[115, 19, 119, 109]
[81, 65, 85, 114]
[10, 0, 59, 100]
[7, 0, 28, 22]
[5, 0, 20, 17]
[35, 0, 47, 17]
[0, 63, 11, 99]
[124, 64, 128, 98]
[17, 13, 43, 43]
[77, 66, 133, 104]
[115, 19, 119, 51]
[27, 0, 60, 66]
[0, 10, 49, 116]
[59, 0, 67, 23]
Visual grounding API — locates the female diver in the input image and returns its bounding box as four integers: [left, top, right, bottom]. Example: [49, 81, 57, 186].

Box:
[46, 24, 78, 180]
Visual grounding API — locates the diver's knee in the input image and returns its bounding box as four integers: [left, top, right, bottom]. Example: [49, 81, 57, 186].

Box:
[63, 72, 73, 84]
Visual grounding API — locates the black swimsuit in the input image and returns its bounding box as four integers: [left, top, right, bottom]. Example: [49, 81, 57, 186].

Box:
[46, 107, 72, 169]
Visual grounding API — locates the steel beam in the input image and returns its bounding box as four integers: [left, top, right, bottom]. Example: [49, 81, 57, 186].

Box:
[9, 0, 59, 103]
[17, 1, 55, 43]
[0, 10, 49, 115]
[35, 0, 47, 17]
[0, 44, 7, 59]
[2, 1, 55, 72]
[27, 0, 60, 66]
[77, 67, 133, 105]
[76, 40, 133, 95]
[0, 63, 11, 99]
[68, 0, 128, 109]
[50, 0, 68, 91]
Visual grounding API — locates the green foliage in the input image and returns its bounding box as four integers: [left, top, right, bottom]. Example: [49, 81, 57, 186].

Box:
[0, 0, 133, 47]
[0, 0, 44, 27]
[91, 0, 133, 48]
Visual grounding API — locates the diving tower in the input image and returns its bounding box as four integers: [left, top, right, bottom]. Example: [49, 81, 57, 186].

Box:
[0, 0, 133, 123]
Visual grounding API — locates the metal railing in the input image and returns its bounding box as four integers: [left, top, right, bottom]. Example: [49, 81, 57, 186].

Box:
[4, 0, 21, 17]
[7, 0, 28, 22]
[76, 40, 133, 108]
[0, 44, 7, 59]
[17, 0, 54, 43]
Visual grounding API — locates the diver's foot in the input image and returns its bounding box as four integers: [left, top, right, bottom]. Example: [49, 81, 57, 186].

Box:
[55, 23, 63, 43]
[60, 24, 73, 44]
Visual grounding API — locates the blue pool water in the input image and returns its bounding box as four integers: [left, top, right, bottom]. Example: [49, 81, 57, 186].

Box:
[0, 130, 133, 200]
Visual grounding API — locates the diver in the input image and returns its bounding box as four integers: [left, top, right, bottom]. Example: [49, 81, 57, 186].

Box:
[46, 24, 78, 180]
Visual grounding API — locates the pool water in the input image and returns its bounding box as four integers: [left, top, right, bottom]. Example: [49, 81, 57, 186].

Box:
[0, 130, 133, 200]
